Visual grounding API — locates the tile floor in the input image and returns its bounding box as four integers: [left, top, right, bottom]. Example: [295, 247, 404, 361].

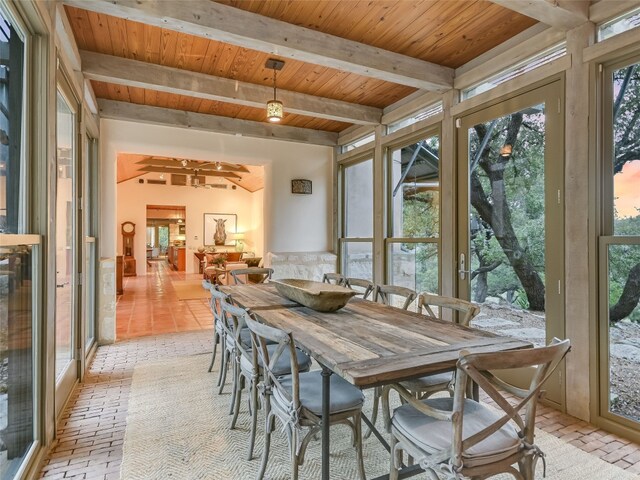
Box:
[116, 260, 212, 340]
[38, 263, 640, 479]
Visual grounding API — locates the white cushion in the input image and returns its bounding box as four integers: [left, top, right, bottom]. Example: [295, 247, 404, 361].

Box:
[392, 397, 521, 467]
[274, 371, 364, 415]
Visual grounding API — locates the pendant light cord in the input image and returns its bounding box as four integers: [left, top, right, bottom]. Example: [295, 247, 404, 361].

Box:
[273, 68, 277, 101]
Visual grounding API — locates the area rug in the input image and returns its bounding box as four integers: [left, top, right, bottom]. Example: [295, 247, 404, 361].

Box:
[171, 280, 211, 301]
[121, 354, 639, 480]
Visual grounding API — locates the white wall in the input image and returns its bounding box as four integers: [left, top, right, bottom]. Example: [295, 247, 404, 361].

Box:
[117, 179, 260, 275]
[100, 119, 334, 261]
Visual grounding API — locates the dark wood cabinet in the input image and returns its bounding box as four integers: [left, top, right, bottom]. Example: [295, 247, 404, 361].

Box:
[116, 255, 124, 295]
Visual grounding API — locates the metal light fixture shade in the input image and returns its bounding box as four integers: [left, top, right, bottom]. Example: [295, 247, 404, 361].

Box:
[267, 99, 283, 122]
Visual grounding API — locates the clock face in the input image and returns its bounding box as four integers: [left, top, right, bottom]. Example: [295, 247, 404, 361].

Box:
[122, 222, 135, 234]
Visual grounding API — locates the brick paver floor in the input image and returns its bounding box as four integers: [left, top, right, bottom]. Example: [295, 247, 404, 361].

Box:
[38, 264, 640, 478]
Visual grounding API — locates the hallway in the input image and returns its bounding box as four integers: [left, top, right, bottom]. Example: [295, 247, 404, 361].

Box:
[116, 260, 212, 340]
[37, 264, 640, 478]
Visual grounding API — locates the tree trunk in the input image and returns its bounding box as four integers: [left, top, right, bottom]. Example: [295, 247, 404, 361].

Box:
[470, 114, 546, 311]
[610, 262, 640, 322]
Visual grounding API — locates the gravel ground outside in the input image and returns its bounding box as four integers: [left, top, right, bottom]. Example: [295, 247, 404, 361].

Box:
[471, 301, 640, 422]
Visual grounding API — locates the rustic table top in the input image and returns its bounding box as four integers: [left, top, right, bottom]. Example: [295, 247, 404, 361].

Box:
[221, 284, 531, 388]
[219, 283, 300, 311]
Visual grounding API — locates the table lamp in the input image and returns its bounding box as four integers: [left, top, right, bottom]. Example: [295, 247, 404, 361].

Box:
[229, 232, 245, 252]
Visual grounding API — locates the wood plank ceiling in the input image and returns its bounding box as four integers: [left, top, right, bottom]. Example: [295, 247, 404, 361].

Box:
[65, 1, 537, 133]
[117, 153, 264, 192]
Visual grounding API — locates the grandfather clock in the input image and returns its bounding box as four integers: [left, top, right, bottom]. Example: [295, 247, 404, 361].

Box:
[121, 221, 137, 276]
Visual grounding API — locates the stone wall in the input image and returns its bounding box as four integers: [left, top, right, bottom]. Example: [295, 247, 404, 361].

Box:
[98, 258, 116, 345]
[265, 252, 337, 281]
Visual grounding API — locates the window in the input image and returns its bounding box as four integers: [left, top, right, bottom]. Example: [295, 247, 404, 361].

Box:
[340, 157, 374, 281]
[387, 103, 443, 134]
[341, 133, 375, 153]
[0, 7, 36, 478]
[599, 7, 640, 41]
[462, 45, 566, 100]
[386, 134, 440, 300]
[600, 58, 640, 427]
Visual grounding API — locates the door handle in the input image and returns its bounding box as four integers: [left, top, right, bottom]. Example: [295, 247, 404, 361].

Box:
[458, 253, 470, 280]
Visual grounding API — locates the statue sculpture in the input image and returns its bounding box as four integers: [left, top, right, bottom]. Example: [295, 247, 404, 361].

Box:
[213, 218, 227, 245]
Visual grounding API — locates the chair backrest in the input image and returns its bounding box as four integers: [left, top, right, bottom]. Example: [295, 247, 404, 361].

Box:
[231, 267, 274, 285]
[322, 272, 347, 286]
[449, 338, 571, 468]
[210, 286, 235, 337]
[209, 286, 228, 322]
[417, 292, 480, 326]
[221, 301, 253, 360]
[244, 314, 302, 411]
[345, 278, 375, 300]
[374, 284, 417, 311]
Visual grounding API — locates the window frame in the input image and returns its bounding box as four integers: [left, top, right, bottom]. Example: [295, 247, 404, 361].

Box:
[384, 126, 442, 293]
[338, 151, 375, 280]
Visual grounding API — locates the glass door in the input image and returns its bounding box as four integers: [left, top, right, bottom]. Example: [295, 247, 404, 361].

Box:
[457, 81, 564, 405]
[599, 58, 640, 430]
[54, 77, 79, 410]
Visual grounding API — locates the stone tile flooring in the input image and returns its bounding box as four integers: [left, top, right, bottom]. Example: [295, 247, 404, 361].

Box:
[38, 263, 640, 479]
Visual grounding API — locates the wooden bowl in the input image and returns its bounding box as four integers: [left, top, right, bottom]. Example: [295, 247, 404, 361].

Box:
[271, 279, 356, 312]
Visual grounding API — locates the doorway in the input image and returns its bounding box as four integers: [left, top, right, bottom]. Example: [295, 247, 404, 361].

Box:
[456, 81, 565, 406]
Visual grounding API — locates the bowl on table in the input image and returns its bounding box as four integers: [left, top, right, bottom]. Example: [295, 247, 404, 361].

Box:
[271, 279, 356, 312]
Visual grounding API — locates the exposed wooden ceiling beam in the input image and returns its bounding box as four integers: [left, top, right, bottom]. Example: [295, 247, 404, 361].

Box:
[64, 0, 453, 91]
[137, 166, 241, 178]
[488, 0, 589, 30]
[98, 99, 338, 146]
[136, 158, 250, 173]
[81, 51, 381, 125]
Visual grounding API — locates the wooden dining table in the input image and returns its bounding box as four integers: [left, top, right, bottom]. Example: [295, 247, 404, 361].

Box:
[220, 283, 532, 480]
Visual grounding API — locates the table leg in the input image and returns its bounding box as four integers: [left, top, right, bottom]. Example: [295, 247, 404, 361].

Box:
[321, 366, 332, 480]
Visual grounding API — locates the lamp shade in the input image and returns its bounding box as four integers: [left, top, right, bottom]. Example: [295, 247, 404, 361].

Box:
[267, 100, 283, 122]
[229, 232, 245, 240]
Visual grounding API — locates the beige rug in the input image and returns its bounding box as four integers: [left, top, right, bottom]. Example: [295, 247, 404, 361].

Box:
[121, 354, 639, 480]
[171, 280, 211, 300]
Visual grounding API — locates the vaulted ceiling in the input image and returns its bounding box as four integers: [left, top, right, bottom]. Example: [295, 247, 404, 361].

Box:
[62, 0, 562, 141]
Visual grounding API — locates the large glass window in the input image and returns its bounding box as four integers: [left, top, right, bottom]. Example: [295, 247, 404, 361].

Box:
[387, 134, 440, 300]
[601, 60, 640, 427]
[55, 88, 76, 380]
[0, 12, 23, 234]
[340, 157, 373, 281]
[0, 9, 36, 478]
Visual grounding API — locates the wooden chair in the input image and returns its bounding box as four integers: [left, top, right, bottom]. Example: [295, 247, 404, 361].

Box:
[322, 272, 347, 286]
[345, 277, 375, 300]
[418, 292, 481, 327]
[400, 293, 482, 400]
[366, 284, 417, 438]
[373, 284, 417, 311]
[231, 267, 274, 285]
[384, 339, 570, 480]
[244, 314, 367, 480]
[222, 302, 312, 460]
[207, 285, 223, 373]
[208, 288, 234, 394]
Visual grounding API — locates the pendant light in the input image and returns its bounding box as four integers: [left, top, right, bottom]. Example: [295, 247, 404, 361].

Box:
[266, 58, 285, 123]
